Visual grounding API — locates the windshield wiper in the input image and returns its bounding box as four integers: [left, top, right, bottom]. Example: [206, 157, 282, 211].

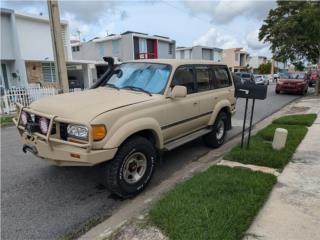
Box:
[122, 86, 152, 96]
[105, 83, 120, 90]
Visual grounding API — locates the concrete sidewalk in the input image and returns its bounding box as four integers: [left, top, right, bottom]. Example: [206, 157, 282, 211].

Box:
[245, 100, 320, 240]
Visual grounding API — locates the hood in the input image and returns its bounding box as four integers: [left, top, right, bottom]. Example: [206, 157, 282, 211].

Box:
[278, 79, 304, 83]
[30, 87, 154, 122]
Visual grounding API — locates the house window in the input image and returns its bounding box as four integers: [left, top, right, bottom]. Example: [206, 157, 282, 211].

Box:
[168, 44, 173, 55]
[72, 46, 80, 52]
[42, 63, 56, 82]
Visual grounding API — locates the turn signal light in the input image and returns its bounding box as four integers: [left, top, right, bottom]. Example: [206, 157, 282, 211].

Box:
[92, 125, 106, 141]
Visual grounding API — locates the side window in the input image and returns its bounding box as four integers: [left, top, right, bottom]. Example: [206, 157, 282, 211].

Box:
[172, 66, 195, 94]
[195, 66, 211, 92]
[212, 67, 231, 89]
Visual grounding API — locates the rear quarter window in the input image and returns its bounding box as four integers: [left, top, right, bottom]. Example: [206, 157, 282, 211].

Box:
[212, 67, 231, 89]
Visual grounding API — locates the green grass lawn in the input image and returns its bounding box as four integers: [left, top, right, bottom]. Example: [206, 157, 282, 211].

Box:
[0, 116, 13, 125]
[272, 114, 317, 126]
[149, 166, 276, 240]
[224, 114, 316, 170]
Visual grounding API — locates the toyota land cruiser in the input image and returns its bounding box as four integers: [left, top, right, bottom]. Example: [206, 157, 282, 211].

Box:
[14, 59, 236, 198]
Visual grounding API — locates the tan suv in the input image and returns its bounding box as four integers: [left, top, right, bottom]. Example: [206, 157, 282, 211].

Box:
[14, 59, 236, 198]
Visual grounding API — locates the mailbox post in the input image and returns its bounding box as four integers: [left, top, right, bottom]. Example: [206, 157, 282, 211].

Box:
[235, 84, 268, 148]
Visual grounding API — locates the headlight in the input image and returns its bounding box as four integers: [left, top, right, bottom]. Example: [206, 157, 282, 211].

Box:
[67, 124, 89, 140]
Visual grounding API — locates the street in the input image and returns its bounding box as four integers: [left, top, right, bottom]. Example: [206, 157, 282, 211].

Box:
[1, 85, 301, 240]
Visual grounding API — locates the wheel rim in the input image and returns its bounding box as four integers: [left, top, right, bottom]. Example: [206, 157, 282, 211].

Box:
[123, 152, 147, 184]
[216, 119, 225, 140]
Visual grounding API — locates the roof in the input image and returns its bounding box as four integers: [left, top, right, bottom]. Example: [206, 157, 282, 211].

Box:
[1, 8, 68, 25]
[125, 59, 228, 67]
[176, 45, 223, 52]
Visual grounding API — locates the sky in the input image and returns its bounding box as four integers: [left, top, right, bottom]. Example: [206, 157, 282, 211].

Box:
[1, 0, 277, 58]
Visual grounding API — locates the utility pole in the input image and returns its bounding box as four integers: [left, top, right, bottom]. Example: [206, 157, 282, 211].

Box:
[47, 0, 69, 93]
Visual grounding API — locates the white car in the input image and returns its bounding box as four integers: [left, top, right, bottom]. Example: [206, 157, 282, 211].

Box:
[254, 75, 269, 85]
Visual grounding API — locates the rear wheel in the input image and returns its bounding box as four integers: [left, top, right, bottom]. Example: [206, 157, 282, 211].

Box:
[104, 136, 156, 198]
[203, 111, 227, 148]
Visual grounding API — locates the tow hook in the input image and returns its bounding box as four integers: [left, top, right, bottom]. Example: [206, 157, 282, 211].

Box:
[22, 144, 38, 155]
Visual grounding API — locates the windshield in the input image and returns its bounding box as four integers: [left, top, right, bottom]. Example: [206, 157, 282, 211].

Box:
[280, 73, 305, 79]
[104, 63, 171, 94]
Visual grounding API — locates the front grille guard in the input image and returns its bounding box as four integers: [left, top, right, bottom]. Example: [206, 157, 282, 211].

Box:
[13, 103, 93, 152]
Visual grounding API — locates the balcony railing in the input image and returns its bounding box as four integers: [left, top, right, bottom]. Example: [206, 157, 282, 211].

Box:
[137, 52, 157, 59]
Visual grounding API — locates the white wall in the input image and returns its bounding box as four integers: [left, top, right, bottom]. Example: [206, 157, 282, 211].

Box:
[15, 16, 71, 61]
[157, 40, 175, 59]
[0, 14, 15, 60]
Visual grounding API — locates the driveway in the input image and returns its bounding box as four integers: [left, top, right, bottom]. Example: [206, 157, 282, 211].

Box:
[1, 85, 302, 240]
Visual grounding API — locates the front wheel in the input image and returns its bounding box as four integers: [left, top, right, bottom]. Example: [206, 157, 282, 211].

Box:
[104, 136, 156, 198]
[203, 111, 227, 148]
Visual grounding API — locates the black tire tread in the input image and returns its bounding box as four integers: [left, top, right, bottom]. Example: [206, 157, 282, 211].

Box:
[105, 136, 155, 198]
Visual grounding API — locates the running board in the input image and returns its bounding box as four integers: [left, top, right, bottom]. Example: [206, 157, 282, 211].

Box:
[164, 128, 212, 151]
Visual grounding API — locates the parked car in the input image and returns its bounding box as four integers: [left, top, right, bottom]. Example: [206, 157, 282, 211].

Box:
[307, 70, 319, 87]
[254, 75, 269, 85]
[14, 59, 236, 198]
[275, 72, 308, 95]
[235, 72, 255, 84]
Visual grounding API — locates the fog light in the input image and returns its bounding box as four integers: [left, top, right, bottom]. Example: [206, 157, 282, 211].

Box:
[20, 111, 29, 126]
[39, 117, 49, 134]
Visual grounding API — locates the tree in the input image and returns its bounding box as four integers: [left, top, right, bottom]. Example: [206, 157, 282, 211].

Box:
[293, 61, 305, 71]
[258, 62, 278, 74]
[259, 1, 320, 93]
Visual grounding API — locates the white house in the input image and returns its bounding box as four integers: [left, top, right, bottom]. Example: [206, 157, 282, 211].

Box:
[0, 8, 106, 89]
[72, 31, 176, 62]
[248, 56, 268, 73]
[176, 45, 223, 62]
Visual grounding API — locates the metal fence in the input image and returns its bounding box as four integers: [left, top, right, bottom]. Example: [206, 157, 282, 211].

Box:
[0, 86, 59, 115]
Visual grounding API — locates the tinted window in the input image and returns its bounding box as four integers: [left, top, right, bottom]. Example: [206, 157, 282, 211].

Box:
[172, 66, 195, 94]
[196, 66, 210, 91]
[213, 67, 231, 88]
[242, 73, 251, 78]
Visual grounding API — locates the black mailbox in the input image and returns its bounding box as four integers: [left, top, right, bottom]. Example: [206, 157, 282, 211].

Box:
[235, 84, 267, 100]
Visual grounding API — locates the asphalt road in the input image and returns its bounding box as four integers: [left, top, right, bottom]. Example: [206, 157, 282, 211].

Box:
[1, 85, 302, 240]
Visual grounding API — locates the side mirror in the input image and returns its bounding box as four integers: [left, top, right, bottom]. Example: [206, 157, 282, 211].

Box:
[170, 85, 187, 98]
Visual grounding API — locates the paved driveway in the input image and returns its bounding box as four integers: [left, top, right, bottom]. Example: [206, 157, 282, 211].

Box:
[1, 85, 301, 240]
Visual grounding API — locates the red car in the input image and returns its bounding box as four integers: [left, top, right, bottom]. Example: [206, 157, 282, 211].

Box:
[276, 72, 308, 95]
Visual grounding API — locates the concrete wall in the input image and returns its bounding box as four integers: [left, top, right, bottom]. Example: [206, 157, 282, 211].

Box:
[15, 15, 71, 61]
[120, 34, 134, 61]
[157, 40, 175, 59]
[0, 14, 15, 60]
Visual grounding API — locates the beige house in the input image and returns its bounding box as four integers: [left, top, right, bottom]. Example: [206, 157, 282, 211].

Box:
[223, 48, 250, 72]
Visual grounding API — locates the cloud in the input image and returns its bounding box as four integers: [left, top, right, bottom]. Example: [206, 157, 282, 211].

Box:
[194, 27, 272, 58]
[2, 0, 123, 39]
[246, 29, 265, 50]
[183, 0, 276, 24]
[193, 27, 242, 49]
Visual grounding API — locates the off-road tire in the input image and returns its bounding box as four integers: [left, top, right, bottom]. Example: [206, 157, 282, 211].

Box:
[203, 111, 227, 148]
[104, 136, 156, 198]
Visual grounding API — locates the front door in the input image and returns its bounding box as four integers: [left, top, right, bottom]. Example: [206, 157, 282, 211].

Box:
[162, 65, 201, 142]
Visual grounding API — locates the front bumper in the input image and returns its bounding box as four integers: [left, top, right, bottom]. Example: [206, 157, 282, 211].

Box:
[14, 103, 117, 166]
